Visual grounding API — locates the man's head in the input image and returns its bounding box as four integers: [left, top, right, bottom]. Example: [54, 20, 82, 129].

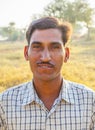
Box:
[26, 17, 72, 46]
[24, 17, 72, 81]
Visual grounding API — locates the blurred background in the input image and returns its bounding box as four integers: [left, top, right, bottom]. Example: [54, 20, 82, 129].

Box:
[0, 0, 95, 92]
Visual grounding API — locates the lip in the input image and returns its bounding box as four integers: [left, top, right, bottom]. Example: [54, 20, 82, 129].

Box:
[37, 63, 54, 69]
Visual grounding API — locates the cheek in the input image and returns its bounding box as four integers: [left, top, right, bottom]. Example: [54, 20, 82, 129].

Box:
[28, 52, 40, 66]
[53, 53, 64, 67]
[54, 51, 65, 60]
[28, 49, 40, 58]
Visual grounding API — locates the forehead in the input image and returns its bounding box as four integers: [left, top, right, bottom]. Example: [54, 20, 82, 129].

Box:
[30, 29, 62, 43]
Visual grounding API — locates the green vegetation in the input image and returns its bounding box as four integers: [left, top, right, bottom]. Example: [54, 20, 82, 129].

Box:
[34, 0, 95, 40]
[0, 22, 25, 41]
[44, 0, 94, 25]
[0, 40, 95, 92]
[1, 0, 95, 42]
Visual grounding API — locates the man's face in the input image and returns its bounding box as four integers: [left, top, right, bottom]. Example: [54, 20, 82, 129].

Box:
[24, 29, 69, 81]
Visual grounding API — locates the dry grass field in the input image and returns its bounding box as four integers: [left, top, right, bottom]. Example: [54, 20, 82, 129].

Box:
[0, 40, 95, 92]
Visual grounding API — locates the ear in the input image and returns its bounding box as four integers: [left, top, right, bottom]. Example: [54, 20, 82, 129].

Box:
[64, 47, 70, 63]
[24, 46, 29, 61]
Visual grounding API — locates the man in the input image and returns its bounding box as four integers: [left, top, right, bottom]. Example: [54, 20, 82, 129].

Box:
[0, 17, 95, 130]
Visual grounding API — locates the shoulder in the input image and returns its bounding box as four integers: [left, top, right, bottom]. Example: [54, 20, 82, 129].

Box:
[64, 79, 95, 102]
[65, 79, 95, 93]
[0, 81, 32, 103]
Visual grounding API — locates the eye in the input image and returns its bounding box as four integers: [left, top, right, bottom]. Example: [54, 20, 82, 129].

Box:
[52, 44, 61, 49]
[53, 45, 60, 48]
[31, 43, 42, 51]
[32, 44, 41, 48]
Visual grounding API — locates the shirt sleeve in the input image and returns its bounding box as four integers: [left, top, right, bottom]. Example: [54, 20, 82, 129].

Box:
[0, 95, 7, 130]
[91, 112, 95, 130]
[93, 100, 95, 130]
[90, 94, 95, 130]
[93, 94, 95, 130]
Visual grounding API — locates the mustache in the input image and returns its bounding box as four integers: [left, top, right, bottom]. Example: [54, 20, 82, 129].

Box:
[36, 61, 55, 66]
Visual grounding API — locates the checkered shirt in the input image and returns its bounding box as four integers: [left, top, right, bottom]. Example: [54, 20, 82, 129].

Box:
[0, 79, 95, 130]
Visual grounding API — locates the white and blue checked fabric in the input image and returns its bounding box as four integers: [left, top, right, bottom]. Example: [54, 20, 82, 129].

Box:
[0, 79, 95, 130]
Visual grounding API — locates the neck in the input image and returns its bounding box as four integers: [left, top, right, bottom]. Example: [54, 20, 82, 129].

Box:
[33, 75, 63, 98]
[33, 76, 63, 110]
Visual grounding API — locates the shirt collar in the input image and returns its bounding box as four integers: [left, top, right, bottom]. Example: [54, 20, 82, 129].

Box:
[21, 81, 37, 106]
[22, 79, 75, 106]
[61, 79, 75, 104]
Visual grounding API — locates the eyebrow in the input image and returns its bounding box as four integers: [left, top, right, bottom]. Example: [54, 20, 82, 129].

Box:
[30, 41, 42, 45]
[50, 41, 63, 45]
[30, 41, 63, 45]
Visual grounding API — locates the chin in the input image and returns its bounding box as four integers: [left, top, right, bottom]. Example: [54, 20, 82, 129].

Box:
[34, 73, 60, 81]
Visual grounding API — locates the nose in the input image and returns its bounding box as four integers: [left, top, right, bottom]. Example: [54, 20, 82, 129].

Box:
[40, 48, 51, 62]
